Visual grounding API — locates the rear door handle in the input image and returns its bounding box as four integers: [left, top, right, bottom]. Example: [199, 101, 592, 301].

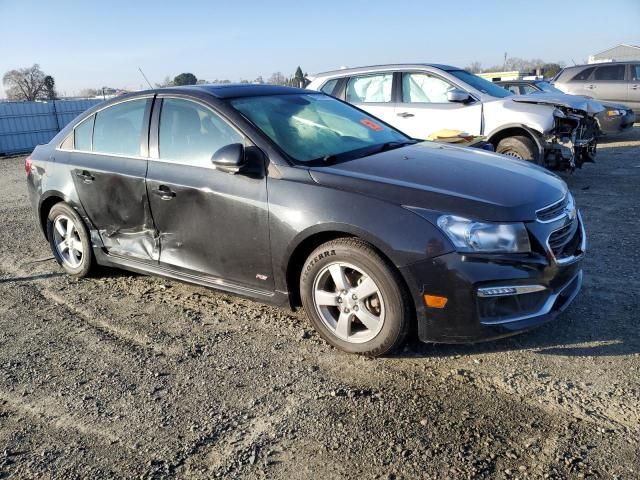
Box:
[585, 84, 595, 90]
[151, 185, 176, 200]
[632, 84, 639, 90]
[75, 170, 95, 183]
[397, 112, 414, 118]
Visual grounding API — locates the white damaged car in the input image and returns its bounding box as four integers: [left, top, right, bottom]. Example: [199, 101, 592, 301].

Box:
[307, 64, 603, 170]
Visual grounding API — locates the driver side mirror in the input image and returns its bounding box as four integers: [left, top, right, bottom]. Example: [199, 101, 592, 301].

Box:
[211, 143, 246, 174]
[447, 90, 472, 103]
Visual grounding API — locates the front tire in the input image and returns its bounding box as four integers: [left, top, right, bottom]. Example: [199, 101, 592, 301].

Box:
[300, 238, 411, 356]
[47, 202, 94, 277]
[496, 135, 539, 163]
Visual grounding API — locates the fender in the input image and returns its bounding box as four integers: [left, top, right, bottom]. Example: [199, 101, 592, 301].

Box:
[486, 123, 545, 157]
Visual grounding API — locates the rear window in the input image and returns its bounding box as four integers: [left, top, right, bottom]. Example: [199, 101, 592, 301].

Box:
[93, 99, 147, 156]
[571, 67, 594, 81]
[593, 65, 626, 81]
[346, 74, 393, 103]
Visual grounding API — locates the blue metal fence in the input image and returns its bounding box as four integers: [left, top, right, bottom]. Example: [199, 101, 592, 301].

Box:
[0, 99, 102, 156]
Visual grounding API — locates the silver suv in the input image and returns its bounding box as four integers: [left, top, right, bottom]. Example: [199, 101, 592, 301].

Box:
[553, 62, 640, 109]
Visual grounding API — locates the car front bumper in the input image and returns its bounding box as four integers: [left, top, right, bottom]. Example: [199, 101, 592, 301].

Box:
[400, 242, 584, 344]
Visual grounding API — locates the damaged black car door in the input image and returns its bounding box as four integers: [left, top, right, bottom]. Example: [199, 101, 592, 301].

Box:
[69, 97, 159, 261]
[145, 97, 273, 291]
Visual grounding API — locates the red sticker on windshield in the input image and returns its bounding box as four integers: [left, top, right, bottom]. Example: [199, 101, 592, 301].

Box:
[360, 119, 383, 131]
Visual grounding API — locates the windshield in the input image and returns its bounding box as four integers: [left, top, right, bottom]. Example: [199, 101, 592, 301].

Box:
[534, 81, 564, 94]
[447, 70, 513, 98]
[229, 93, 410, 164]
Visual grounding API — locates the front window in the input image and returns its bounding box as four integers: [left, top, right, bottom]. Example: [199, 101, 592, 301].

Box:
[159, 98, 243, 167]
[229, 93, 410, 164]
[402, 73, 456, 103]
[447, 70, 512, 98]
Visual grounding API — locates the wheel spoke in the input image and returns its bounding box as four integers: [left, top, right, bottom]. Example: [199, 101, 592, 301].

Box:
[66, 222, 75, 239]
[335, 311, 351, 338]
[315, 289, 338, 306]
[329, 264, 349, 291]
[57, 241, 68, 253]
[55, 219, 66, 237]
[73, 241, 84, 254]
[354, 307, 380, 331]
[353, 276, 378, 300]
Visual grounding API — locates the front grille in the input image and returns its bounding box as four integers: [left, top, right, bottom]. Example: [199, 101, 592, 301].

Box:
[536, 196, 569, 222]
[548, 219, 580, 259]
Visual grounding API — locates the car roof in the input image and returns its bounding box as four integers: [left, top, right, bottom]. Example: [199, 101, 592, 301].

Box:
[563, 61, 640, 70]
[314, 63, 460, 77]
[116, 84, 310, 102]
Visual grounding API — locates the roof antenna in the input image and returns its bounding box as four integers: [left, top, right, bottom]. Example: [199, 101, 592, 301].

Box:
[571, 58, 577, 65]
[138, 67, 153, 89]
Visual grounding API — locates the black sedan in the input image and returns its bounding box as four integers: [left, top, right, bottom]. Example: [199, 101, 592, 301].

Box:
[26, 84, 585, 356]
[497, 79, 635, 135]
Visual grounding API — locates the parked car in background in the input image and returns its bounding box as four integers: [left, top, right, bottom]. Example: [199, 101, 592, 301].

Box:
[26, 84, 585, 356]
[497, 79, 635, 135]
[552, 62, 640, 109]
[308, 64, 600, 170]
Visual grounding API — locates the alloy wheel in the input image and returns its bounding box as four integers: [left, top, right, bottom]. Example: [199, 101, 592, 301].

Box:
[52, 215, 84, 268]
[312, 262, 385, 343]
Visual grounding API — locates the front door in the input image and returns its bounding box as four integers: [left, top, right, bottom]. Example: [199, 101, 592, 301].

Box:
[393, 72, 483, 139]
[69, 97, 158, 261]
[344, 72, 398, 128]
[145, 97, 273, 291]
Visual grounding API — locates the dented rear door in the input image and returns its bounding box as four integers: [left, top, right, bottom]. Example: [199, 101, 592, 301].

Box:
[69, 97, 159, 261]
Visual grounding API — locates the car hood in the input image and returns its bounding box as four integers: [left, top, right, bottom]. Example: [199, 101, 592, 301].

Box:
[511, 92, 605, 115]
[308, 142, 567, 223]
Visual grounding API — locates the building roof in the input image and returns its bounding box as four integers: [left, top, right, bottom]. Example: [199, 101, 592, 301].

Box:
[591, 43, 640, 57]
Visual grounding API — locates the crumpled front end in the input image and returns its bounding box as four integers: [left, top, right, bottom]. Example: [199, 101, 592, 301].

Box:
[542, 107, 599, 170]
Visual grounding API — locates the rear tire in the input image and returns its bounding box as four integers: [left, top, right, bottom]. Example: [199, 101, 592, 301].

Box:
[47, 202, 94, 277]
[300, 238, 411, 356]
[496, 135, 539, 163]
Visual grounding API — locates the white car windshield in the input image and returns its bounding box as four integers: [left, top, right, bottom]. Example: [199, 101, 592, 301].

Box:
[448, 70, 513, 98]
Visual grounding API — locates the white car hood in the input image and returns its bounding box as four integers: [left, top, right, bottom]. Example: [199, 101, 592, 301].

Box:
[510, 93, 605, 115]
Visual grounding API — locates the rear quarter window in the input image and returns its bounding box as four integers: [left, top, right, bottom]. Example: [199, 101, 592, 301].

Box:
[74, 115, 94, 151]
[593, 65, 626, 81]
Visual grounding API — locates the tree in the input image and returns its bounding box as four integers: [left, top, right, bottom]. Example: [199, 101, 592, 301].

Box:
[155, 76, 174, 88]
[293, 66, 305, 87]
[173, 73, 197, 86]
[541, 63, 562, 78]
[253, 76, 264, 84]
[267, 72, 287, 86]
[79, 88, 101, 98]
[2, 64, 48, 101]
[466, 61, 482, 73]
[43, 75, 56, 100]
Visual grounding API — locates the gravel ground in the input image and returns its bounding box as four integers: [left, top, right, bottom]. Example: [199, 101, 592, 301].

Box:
[0, 129, 639, 479]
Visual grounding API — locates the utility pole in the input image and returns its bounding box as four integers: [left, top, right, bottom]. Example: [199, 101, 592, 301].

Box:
[503, 52, 508, 70]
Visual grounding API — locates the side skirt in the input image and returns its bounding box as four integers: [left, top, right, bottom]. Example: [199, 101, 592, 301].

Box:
[93, 247, 291, 308]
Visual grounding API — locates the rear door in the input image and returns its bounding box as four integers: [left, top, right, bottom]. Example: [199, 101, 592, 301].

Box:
[393, 71, 482, 139]
[344, 73, 397, 126]
[145, 96, 273, 291]
[586, 64, 628, 103]
[628, 64, 640, 108]
[68, 97, 158, 261]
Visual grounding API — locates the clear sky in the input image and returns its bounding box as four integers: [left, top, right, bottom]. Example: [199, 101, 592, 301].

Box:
[1, 0, 638, 97]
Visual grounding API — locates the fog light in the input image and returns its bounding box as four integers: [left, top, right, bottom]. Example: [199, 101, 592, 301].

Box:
[423, 294, 448, 309]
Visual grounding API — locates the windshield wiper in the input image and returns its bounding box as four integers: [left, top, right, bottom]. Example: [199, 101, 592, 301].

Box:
[375, 140, 418, 153]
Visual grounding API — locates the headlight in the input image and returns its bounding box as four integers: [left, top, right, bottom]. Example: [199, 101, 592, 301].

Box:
[437, 215, 531, 253]
[606, 109, 624, 117]
[553, 108, 566, 118]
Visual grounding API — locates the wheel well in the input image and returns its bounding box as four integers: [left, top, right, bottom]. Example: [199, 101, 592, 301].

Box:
[488, 127, 536, 149]
[39, 196, 64, 239]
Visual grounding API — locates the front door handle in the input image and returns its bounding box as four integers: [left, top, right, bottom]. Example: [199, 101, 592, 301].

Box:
[151, 185, 176, 200]
[397, 112, 415, 118]
[585, 84, 595, 90]
[632, 84, 639, 90]
[75, 170, 95, 183]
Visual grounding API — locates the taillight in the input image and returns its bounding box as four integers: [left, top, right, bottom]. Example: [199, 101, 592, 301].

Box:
[25, 155, 33, 175]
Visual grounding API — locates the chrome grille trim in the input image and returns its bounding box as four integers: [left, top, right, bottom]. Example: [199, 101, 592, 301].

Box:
[536, 194, 571, 223]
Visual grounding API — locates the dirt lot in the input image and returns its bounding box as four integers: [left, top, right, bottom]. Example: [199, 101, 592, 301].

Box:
[0, 129, 639, 479]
